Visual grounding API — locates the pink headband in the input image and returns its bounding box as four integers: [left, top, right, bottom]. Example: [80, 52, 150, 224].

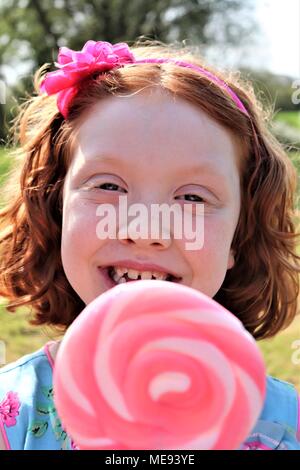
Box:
[40, 40, 248, 119]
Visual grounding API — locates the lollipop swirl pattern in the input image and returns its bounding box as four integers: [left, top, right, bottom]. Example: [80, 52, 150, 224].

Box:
[54, 280, 266, 450]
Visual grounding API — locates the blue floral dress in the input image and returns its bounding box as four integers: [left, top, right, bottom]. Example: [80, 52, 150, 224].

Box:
[0, 343, 76, 450]
[0, 343, 299, 450]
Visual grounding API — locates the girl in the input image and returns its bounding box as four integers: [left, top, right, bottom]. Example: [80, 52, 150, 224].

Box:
[0, 39, 299, 450]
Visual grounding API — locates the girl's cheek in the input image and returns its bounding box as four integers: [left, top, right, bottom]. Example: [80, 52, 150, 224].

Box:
[177, 214, 231, 255]
[62, 197, 103, 248]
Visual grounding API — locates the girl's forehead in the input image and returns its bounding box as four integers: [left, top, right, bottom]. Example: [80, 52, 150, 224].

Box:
[74, 91, 242, 169]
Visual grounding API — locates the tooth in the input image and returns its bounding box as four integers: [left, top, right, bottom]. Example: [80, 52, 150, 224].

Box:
[140, 271, 152, 280]
[127, 269, 139, 279]
[113, 272, 122, 282]
[111, 266, 171, 282]
[116, 267, 127, 277]
[153, 271, 168, 280]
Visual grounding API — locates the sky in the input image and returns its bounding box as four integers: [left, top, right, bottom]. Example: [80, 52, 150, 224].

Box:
[1, 0, 300, 85]
[253, 0, 300, 78]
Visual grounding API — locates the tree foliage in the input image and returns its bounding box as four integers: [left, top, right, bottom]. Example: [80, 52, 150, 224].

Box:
[0, 0, 256, 143]
[0, 0, 256, 74]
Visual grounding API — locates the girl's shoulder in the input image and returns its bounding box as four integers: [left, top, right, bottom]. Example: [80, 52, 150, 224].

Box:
[261, 376, 299, 430]
[241, 375, 300, 450]
[0, 343, 73, 450]
[0, 344, 52, 385]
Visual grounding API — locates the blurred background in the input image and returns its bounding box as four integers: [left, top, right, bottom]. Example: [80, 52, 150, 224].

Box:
[0, 0, 299, 389]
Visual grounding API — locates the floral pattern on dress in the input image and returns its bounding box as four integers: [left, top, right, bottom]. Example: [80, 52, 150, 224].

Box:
[0, 391, 20, 427]
[28, 385, 74, 450]
[239, 419, 299, 450]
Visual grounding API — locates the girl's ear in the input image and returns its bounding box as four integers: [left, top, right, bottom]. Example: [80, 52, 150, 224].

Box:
[227, 248, 235, 270]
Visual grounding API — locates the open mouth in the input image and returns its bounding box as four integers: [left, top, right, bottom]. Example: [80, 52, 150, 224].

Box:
[101, 266, 181, 286]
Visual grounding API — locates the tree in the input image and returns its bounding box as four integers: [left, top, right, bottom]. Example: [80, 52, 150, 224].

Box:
[0, 0, 256, 143]
[0, 0, 256, 72]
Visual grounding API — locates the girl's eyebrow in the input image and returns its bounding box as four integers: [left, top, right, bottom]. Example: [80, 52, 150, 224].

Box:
[84, 154, 227, 179]
[180, 163, 226, 179]
[84, 154, 125, 167]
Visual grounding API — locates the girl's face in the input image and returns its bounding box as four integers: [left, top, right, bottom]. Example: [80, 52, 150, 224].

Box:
[61, 89, 241, 305]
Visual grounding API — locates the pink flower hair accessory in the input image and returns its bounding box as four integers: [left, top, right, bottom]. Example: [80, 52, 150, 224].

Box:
[40, 40, 248, 119]
[40, 40, 135, 119]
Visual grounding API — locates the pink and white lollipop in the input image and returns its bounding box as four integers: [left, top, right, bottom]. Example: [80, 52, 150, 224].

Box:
[53, 280, 266, 450]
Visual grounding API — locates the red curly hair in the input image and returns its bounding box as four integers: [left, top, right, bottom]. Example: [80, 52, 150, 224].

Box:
[0, 40, 299, 339]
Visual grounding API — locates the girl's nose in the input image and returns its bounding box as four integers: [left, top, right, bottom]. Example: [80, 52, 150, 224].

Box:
[117, 221, 172, 249]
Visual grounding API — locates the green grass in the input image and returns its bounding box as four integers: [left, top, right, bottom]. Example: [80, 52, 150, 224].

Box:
[0, 302, 53, 364]
[275, 111, 300, 129]
[259, 319, 300, 391]
[0, 146, 15, 187]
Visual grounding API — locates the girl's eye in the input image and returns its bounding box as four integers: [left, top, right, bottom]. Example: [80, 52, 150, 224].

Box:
[96, 183, 126, 192]
[175, 194, 205, 203]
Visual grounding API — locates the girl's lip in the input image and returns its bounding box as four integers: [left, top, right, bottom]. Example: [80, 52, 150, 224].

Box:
[98, 266, 117, 289]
